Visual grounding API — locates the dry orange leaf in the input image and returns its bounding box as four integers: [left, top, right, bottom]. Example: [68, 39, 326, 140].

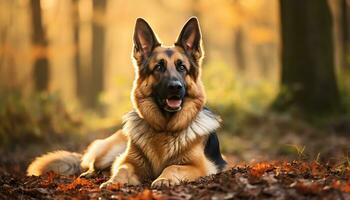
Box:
[57, 177, 94, 192]
[332, 180, 350, 193]
[341, 183, 350, 193]
[249, 163, 274, 177]
[129, 189, 165, 200]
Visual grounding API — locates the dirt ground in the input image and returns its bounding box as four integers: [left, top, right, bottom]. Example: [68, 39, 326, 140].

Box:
[1, 160, 350, 200]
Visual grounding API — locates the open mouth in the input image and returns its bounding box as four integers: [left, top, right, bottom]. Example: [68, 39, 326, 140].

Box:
[164, 95, 182, 112]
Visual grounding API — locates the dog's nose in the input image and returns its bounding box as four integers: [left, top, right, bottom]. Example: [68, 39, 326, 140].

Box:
[168, 80, 183, 92]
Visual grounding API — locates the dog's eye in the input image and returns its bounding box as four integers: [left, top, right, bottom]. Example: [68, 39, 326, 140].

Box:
[154, 63, 165, 72]
[176, 65, 186, 72]
[176, 60, 186, 72]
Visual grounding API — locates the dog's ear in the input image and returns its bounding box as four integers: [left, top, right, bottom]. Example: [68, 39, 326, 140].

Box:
[133, 18, 160, 63]
[175, 17, 203, 61]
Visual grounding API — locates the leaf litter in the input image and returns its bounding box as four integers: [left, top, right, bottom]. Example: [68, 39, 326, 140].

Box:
[1, 160, 350, 199]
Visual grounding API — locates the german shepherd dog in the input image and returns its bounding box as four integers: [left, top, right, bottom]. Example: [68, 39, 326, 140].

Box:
[27, 17, 226, 188]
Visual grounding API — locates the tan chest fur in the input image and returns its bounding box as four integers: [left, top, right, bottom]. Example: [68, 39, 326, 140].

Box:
[136, 131, 203, 175]
[122, 109, 220, 177]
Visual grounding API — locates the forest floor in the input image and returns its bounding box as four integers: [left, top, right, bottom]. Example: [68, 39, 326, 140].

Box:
[1, 160, 350, 199]
[1, 112, 350, 199]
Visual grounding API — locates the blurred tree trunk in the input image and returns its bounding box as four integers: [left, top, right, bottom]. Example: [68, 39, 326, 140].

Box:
[234, 27, 246, 70]
[89, 0, 107, 108]
[30, 0, 49, 92]
[273, 0, 341, 114]
[340, 0, 350, 69]
[71, 0, 84, 103]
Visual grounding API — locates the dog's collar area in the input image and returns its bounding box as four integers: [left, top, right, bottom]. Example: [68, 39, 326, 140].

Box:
[122, 108, 221, 142]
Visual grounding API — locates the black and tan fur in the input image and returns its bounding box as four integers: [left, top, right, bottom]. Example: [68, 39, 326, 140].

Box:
[27, 17, 226, 188]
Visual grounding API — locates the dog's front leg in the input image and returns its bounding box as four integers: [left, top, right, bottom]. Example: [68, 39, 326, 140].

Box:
[100, 163, 140, 188]
[151, 164, 205, 188]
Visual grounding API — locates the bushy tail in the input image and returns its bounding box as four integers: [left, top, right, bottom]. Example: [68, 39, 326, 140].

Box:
[27, 150, 82, 176]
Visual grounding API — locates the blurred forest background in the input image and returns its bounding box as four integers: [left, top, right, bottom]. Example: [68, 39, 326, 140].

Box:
[1, 0, 350, 168]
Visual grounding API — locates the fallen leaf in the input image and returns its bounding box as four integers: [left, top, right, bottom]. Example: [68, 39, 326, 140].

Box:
[249, 163, 274, 177]
[57, 177, 94, 192]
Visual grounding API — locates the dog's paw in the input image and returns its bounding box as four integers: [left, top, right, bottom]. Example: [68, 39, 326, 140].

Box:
[79, 170, 96, 178]
[100, 181, 113, 189]
[99, 180, 114, 189]
[100, 167, 139, 189]
[151, 177, 181, 188]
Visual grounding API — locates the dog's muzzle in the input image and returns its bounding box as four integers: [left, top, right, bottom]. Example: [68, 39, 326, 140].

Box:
[163, 80, 185, 112]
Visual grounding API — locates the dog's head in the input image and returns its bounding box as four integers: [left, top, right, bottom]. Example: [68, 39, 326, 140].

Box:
[131, 17, 206, 131]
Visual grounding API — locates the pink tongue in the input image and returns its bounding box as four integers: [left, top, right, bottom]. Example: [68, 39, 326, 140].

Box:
[166, 99, 182, 108]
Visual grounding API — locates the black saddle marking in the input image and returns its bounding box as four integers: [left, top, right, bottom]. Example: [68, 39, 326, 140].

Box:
[204, 131, 227, 171]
